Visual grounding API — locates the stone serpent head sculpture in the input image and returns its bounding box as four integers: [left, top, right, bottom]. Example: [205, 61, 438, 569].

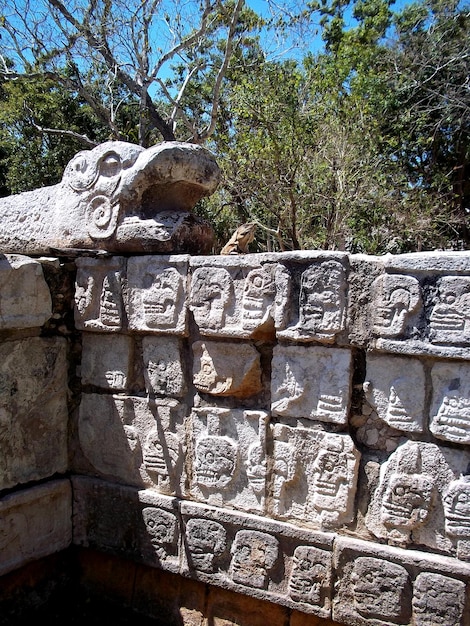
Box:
[0, 141, 220, 255]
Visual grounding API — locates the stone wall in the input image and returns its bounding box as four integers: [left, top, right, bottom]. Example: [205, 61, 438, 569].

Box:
[1, 249, 470, 625]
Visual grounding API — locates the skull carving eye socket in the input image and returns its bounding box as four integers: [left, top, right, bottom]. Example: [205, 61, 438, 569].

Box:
[100, 152, 122, 177]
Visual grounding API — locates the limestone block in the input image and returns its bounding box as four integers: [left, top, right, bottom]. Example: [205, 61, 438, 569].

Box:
[270, 423, 360, 530]
[0, 337, 68, 490]
[189, 254, 279, 339]
[364, 354, 425, 433]
[192, 340, 262, 397]
[78, 394, 187, 495]
[127, 255, 188, 334]
[274, 252, 348, 343]
[75, 256, 126, 331]
[142, 335, 187, 397]
[443, 471, 470, 561]
[364, 254, 470, 359]
[180, 500, 335, 618]
[188, 407, 269, 513]
[430, 361, 470, 444]
[0, 254, 51, 329]
[81, 332, 133, 390]
[365, 440, 470, 552]
[72, 476, 180, 572]
[0, 480, 72, 576]
[0, 141, 219, 255]
[271, 344, 352, 425]
[333, 535, 470, 626]
[413, 572, 467, 626]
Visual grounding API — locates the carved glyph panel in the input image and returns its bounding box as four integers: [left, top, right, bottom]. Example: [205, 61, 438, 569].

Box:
[75, 257, 125, 331]
[365, 440, 470, 551]
[364, 354, 425, 433]
[287, 545, 332, 612]
[271, 344, 352, 424]
[429, 276, 470, 345]
[335, 555, 412, 625]
[180, 499, 335, 617]
[141, 503, 180, 572]
[270, 423, 360, 529]
[192, 340, 262, 397]
[81, 333, 133, 390]
[127, 255, 188, 334]
[430, 361, 470, 444]
[189, 256, 278, 338]
[371, 273, 422, 339]
[275, 256, 348, 343]
[189, 407, 269, 512]
[413, 572, 466, 626]
[142, 335, 186, 397]
[78, 394, 186, 494]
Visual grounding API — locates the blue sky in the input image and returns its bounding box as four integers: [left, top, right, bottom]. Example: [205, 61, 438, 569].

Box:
[245, 0, 415, 60]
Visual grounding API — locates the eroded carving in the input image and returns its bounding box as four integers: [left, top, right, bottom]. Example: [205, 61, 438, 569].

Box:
[142, 506, 178, 562]
[241, 265, 276, 331]
[430, 276, 470, 344]
[372, 273, 421, 337]
[143, 429, 180, 488]
[128, 257, 187, 334]
[366, 441, 455, 548]
[192, 340, 262, 397]
[271, 425, 360, 529]
[430, 362, 470, 444]
[142, 336, 186, 397]
[186, 518, 227, 573]
[413, 572, 466, 626]
[190, 408, 268, 512]
[351, 557, 411, 622]
[75, 258, 125, 331]
[230, 530, 279, 589]
[195, 434, 238, 489]
[189, 266, 233, 331]
[271, 345, 351, 424]
[381, 443, 435, 536]
[444, 472, 470, 539]
[288, 546, 332, 608]
[276, 259, 347, 342]
[364, 355, 425, 433]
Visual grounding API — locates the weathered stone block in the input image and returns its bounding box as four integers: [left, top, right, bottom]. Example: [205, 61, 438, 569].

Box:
[81, 332, 134, 390]
[271, 344, 352, 425]
[189, 254, 279, 339]
[78, 394, 187, 495]
[270, 423, 360, 530]
[188, 407, 269, 513]
[0, 254, 51, 329]
[430, 360, 470, 444]
[333, 536, 470, 626]
[274, 252, 348, 344]
[180, 500, 335, 618]
[72, 476, 180, 572]
[75, 256, 126, 331]
[192, 340, 262, 397]
[0, 480, 72, 576]
[127, 255, 189, 334]
[142, 335, 187, 397]
[364, 353, 425, 433]
[365, 440, 470, 552]
[0, 337, 68, 490]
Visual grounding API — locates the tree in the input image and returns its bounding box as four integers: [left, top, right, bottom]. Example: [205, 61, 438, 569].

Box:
[0, 0, 257, 146]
